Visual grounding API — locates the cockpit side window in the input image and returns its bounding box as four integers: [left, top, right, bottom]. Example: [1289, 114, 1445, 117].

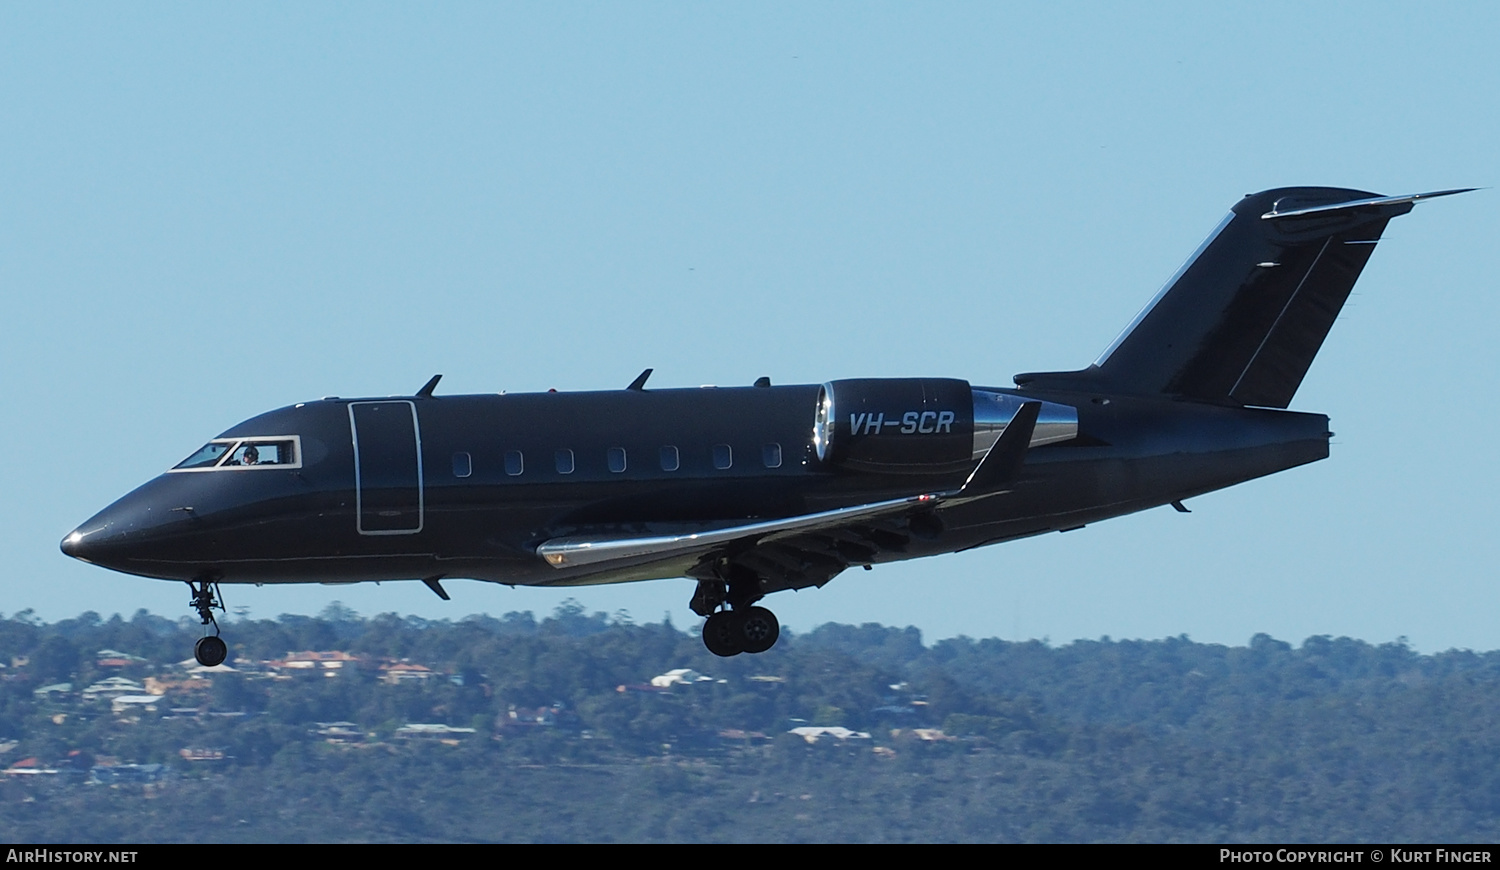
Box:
[225, 440, 294, 466]
[170, 436, 302, 472]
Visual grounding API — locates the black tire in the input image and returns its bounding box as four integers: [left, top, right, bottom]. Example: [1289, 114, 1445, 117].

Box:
[194, 635, 228, 667]
[738, 606, 780, 654]
[702, 611, 744, 657]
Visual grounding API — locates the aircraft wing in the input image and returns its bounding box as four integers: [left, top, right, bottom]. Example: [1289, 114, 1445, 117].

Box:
[535, 494, 941, 570]
[533, 403, 1042, 591]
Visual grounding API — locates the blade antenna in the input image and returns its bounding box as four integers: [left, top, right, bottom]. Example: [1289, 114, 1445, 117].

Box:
[626, 368, 653, 391]
[422, 576, 450, 601]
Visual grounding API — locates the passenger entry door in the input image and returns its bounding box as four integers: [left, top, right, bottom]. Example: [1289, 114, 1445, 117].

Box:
[349, 401, 424, 535]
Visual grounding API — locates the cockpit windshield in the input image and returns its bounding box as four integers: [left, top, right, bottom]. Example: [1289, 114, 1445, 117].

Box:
[170, 436, 301, 472]
[175, 442, 234, 469]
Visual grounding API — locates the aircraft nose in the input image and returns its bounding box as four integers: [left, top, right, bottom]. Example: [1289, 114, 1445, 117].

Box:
[60, 525, 120, 564]
[60, 529, 87, 560]
[60, 478, 194, 576]
[60, 517, 137, 568]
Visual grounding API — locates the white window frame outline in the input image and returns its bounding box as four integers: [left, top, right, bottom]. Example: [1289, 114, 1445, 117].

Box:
[167, 435, 304, 473]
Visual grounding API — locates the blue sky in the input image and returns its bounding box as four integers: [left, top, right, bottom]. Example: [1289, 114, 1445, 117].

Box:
[4, 3, 1498, 650]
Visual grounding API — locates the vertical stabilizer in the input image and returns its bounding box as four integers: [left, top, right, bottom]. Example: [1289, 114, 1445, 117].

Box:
[1015, 187, 1469, 407]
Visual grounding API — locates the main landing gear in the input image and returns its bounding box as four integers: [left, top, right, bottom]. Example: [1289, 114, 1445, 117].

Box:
[691, 572, 781, 657]
[702, 607, 781, 657]
[187, 578, 228, 667]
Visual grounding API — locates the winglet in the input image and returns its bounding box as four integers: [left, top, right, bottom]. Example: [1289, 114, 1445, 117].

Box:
[960, 402, 1040, 495]
[626, 368, 653, 391]
[416, 374, 442, 398]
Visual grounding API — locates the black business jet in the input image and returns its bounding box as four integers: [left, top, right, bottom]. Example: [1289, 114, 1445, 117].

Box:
[62, 186, 1467, 666]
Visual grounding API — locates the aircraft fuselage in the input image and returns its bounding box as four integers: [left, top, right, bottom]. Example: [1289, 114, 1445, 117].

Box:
[63, 382, 1328, 589]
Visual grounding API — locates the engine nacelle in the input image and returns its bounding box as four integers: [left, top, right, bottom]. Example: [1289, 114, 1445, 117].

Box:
[812, 378, 976, 474]
[813, 379, 1079, 475]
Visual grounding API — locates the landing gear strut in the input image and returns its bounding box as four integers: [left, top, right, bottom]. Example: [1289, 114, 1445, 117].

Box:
[187, 578, 228, 667]
[692, 571, 781, 657]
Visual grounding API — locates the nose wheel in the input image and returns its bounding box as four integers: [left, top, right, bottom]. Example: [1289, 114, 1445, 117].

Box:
[194, 635, 228, 668]
[186, 578, 229, 667]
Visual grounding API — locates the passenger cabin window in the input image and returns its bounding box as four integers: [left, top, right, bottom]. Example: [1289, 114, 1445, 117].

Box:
[555, 449, 575, 474]
[452, 452, 472, 478]
[713, 444, 733, 470]
[660, 445, 680, 472]
[504, 450, 524, 476]
[762, 443, 782, 468]
[170, 437, 301, 472]
[607, 447, 627, 473]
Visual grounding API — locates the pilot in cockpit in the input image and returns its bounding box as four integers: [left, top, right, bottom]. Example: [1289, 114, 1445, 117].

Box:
[233, 445, 260, 466]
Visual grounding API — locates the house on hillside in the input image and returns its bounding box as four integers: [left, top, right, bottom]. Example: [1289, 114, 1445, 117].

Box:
[380, 661, 437, 685]
[89, 763, 167, 785]
[3, 757, 59, 777]
[81, 676, 144, 703]
[31, 683, 72, 700]
[312, 722, 365, 744]
[395, 724, 477, 745]
[111, 695, 160, 717]
[95, 649, 147, 668]
[269, 651, 364, 677]
[650, 668, 716, 687]
[788, 726, 872, 744]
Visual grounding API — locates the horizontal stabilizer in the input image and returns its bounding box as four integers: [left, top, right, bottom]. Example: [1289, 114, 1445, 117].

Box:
[1016, 186, 1470, 408]
[1261, 188, 1473, 221]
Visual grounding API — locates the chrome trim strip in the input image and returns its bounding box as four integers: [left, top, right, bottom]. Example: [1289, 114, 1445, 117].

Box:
[1261, 188, 1473, 220]
[971, 390, 1078, 460]
[536, 494, 940, 569]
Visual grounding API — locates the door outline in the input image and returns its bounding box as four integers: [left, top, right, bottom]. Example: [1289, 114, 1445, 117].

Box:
[349, 400, 424, 536]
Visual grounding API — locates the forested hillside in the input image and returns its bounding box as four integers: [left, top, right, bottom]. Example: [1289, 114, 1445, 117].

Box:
[1, 604, 1497, 843]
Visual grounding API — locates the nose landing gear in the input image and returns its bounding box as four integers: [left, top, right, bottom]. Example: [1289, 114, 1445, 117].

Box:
[194, 635, 228, 668]
[187, 578, 228, 667]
